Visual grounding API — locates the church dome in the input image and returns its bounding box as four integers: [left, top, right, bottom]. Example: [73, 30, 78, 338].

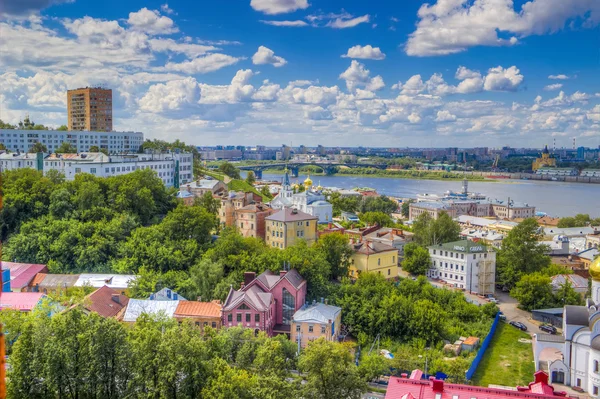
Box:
[542, 145, 549, 155]
[304, 175, 313, 187]
[590, 256, 600, 281]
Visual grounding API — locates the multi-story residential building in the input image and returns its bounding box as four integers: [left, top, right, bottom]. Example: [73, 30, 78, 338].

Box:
[426, 240, 496, 295]
[222, 270, 307, 337]
[0, 129, 143, 154]
[265, 208, 318, 249]
[0, 152, 43, 171]
[182, 179, 228, 197]
[197, 149, 242, 160]
[535, 167, 578, 176]
[349, 240, 399, 279]
[67, 87, 113, 132]
[219, 191, 263, 227]
[409, 202, 457, 220]
[42, 152, 193, 187]
[291, 302, 342, 348]
[409, 198, 535, 221]
[235, 203, 276, 240]
[364, 228, 415, 256]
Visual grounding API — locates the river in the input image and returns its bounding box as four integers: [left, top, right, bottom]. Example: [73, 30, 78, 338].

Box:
[257, 173, 596, 218]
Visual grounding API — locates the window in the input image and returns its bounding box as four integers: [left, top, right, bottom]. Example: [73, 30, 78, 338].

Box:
[236, 314, 242, 322]
[75, 168, 81, 173]
[321, 326, 326, 334]
[393, 256, 395, 264]
[296, 325, 301, 332]
[378, 259, 381, 266]
[246, 313, 251, 322]
[90, 168, 96, 174]
[576, 378, 581, 387]
[388, 269, 390, 276]
[433, 250, 436, 255]
[228, 314, 232, 322]
[212, 322, 217, 328]
[594, 386, 599, 396]
[239, 304, 250, 310]
[309, 325, 314, 333]
[595, 360, 599, 373]
[255, 314, 260, 323]
[282, 288, 295, 325]
[306, 221, 309, 226]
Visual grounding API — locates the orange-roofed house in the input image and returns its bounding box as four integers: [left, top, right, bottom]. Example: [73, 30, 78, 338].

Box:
[173, 300, 222, 330]
[80, 285, 129, 318]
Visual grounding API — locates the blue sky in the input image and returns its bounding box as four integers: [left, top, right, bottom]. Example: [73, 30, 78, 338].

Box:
[1, 0, 599, 148]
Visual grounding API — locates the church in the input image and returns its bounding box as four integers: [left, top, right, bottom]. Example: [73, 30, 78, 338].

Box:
[532, 145, 557, 171]
[269, 169, 333, 224]
[533, 255, 600, 396]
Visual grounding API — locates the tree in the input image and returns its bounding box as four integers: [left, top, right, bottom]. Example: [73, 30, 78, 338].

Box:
[557, 214, 594, 228]
[554, 281, 584, 307]
[260, 185, 273, 200]
[328, 191, 360, 216]
[402, 243, 431, 275]
[298, 339, 367, 399]
[314, 232, 354, 280]
[29, 142, 47, 153]
[218, 162, 241, 179]
[409, 299, 444, 343]
[510, 273, 555, 311]
[412, 212, 460, 246]
[359, 211, 394, 227]
[88, 145, 108, 155]
[357, 353, 389, 382]
[497, 218, 551, 289]
[56, 141, 77, 153]
[359, 195, 397, 214]
[401, 199, 414, 218]
[195, 191, 221, 216]
[57, 125, 68, 131]
[0, 143, 6, 150]
[245, 171, 256, 185]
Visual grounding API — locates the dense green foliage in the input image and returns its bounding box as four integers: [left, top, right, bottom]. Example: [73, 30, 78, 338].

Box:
[6, 308, 367, 399]
[510, 273, 584, 311]
[29, 142, 47, 153]
[56, 141, 78, 153]
[402, 243, 431, 275]
[557, 213, 600, 228]
[218, 161, 241, 179]
[412, 212, 460, 246]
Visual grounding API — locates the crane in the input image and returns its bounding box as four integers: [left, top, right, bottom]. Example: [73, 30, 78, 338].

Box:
[491, 154, 500, 172]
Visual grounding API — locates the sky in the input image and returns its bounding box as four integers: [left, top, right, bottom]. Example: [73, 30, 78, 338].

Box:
[0, 0, 599, 148]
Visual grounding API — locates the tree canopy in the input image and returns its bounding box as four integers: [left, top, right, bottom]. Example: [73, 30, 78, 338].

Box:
[56, 141, 77, 153]
[412, 212, 460, 246]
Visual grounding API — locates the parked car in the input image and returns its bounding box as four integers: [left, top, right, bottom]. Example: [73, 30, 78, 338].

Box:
[498, 312, 506, 321]
[509, 321, 528, 331]
[539, 324, 557, 334]
[488, 298, 500, 304]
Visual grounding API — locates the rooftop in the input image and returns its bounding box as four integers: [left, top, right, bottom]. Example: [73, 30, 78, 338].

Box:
[352, 240, 398, 255]
[266, 207, 318, 222]
[122, 299, 180, 322]
[292, 302, 341, 324]
[84, 286, 129, 318]
[0, 292, 45, 311]
[174, 301, 222, 318]
[32, 273, 80, 289]
[429, 240, 489, 253]
[2, 262, 49, 289]
[75, 273, 136, 289]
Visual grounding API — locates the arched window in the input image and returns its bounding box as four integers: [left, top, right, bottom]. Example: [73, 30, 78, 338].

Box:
[595, 360, 599, 373]
[282, 288, 295, 325]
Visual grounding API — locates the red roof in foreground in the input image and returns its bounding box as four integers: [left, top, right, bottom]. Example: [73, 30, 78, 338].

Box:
[0, 292, 45, 311]
[2, 262, 49, 289]
[386, 371, 570, 399]
[85, 286, 129, 318]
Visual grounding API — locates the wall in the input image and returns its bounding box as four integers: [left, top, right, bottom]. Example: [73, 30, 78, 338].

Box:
[466, 313, 500, 381]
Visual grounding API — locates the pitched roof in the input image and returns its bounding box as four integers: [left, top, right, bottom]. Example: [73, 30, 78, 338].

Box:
[253, 269, 306, 291]
[236, 203, 273, 213]
[352, 240, 398, 255]
[551, 274, 588, 290]
[122, 299, 179, 322]
[33, 273, 80, 289]
[75, 274, 136, 289]
[266, 208, 318, 222]
[0, 292, 45, 311]
[85, 286, 129, 318]
[223, 285, 273, 312]
[149, 287, 187, 301]
[292, 303, 341, 324]
[174, 301, 221, 318]
[2, 262, 49, 289]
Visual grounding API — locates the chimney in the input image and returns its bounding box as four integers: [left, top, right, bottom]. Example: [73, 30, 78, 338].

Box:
[244, 272, 256, 286]
[431, 379, 444, 392]
[111, 294, 120, 304]
[401, 373, 408, 379]
[280, 270, 287, 277]
[328, 222, 332, 229]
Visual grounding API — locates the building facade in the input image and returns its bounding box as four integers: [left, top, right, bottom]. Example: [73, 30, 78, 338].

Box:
[173, 301, 222, 330]
[427, 240, 496, 295]
[235, 203, 275, 240]
[291, 302, 342, 348]
[349, 240, 399, 279]
[532, 145, 557, 171]
[219, 191, 263, 227]
[0, 129, 143, 154]
[265, 208, 318, 249]
[67, 87, 113, 132]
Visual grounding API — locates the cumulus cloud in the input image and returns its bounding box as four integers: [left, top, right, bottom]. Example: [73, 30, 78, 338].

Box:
[408, 112, 422, 123]
[483, 66, 524, 92]
[406, 0, 600, 56]
[127, 7, 178, 35]
[252, 46, 287, 67]
[435, 110, 457, 122]
[549, 74, 570, 80]
[339, 60, 385, 92]
[163, 53, 242, 74]
[260, 20, 308, 27]
[138, 77, 200, 113]
[160, 4, 175, 14]
[395, 75, 426, 95]
[250, 0, 309, 15]
[342, 45, 386, 60]
[544, 83, 563, 91]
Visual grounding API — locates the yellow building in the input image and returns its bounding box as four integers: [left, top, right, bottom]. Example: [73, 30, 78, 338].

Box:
[291, 302, 342, 348]
[532, 145, 556, 171]
[349, 240, 399, 279]
[265, 208, 318, 249]
[67, 87, 113, 132]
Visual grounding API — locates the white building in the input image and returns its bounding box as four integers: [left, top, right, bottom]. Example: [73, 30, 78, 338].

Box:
[270, 170, 333, 224]
[42, 152, 193, 187]
[0, 129, 143, 154]
[426, 240, 496, 295]
[0, 152, 42, 171]
[533, 256, 600, 395]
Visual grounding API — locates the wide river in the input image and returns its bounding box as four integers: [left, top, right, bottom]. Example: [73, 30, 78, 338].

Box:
[258, 173, 597, 218]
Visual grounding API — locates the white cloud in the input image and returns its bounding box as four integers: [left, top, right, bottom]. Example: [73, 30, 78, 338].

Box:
[397, 75, 426, 95]
[587, 105, 600, 122]
[342, 45, 386, 60]
[455, 66, 484, 94]
[435, 110, 457, 122]
[250, 0, 309, 15]
[252, 46, 287, 67]
[339, 60, 385, 92]
[406, 0, 600, 56]
[305, 106, 333, 120]
[149, 39, 217, 58]
[483, 66, 524, 92]
[163, 53, 242, 74]
[160, 4, 175, 14]
[138, 77, 200, 113]
[408, 112, 422, 124]
[260, 20, 308, 27]
[548, 74, 570, 80]
[127, 7, 178, 35]
[544, 83, 563, 91]
[326, 14, 370, 29]
[252, 80, 281, 101]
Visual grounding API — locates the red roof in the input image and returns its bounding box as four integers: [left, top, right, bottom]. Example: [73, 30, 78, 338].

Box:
[2, 262, 49, 289]
[174, 301, 222, 318]
[85, 286, 129, 318]
[0, 292, 45, 311]
[385, 371, 570, 399]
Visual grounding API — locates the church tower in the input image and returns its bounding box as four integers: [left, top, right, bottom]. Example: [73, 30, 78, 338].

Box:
[590, 256, 600, 304]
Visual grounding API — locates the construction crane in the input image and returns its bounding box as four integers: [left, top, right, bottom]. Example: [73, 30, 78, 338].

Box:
[0, 168, 5, 399]
[491, 154, 500, 172]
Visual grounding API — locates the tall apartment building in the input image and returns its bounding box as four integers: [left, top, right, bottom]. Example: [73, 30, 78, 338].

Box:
[0, 129, 143, 154]
[67, 87, 113, 132]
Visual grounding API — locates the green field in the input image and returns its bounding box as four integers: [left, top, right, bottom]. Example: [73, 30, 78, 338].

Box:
[471, 322, 535, 387]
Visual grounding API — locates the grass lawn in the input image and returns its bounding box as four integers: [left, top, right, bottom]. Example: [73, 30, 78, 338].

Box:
[471, 322, 535, 387]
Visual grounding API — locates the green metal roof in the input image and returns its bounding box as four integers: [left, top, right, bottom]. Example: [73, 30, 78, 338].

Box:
[428, 240, 489, 253]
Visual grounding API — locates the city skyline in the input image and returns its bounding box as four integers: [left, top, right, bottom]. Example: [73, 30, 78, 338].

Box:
[1, 0, 600, 147]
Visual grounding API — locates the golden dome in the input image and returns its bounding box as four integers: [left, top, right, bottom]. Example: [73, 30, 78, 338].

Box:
[590, 256, 600, 281]
[304, 175, 313, 187]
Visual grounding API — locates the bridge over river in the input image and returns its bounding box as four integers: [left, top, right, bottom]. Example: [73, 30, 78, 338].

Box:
[235, 162, 387, 179]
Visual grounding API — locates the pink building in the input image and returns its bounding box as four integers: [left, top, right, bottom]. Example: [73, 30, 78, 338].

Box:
[222, 269, 307, 337]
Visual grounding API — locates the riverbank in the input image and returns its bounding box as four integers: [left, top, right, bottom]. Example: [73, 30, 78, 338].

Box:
[258, 168, 493, 182]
